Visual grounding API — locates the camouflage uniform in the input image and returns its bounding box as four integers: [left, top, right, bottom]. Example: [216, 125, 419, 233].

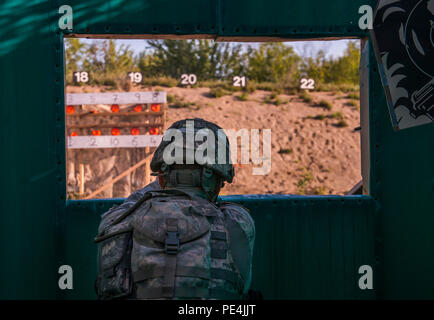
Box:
[95, 119, 255, 300]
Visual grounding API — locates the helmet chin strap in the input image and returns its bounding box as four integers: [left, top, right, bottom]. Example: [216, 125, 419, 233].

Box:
[201, 167, 220, 202]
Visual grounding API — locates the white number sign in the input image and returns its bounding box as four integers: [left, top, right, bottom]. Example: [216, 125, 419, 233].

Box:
[128, 72, 143, 83]
[233, 76, 247, 87]
[300, 78, 315, 90]
[67, 135, 163, 149]
[73, 71, 89, 83]
[66, 91, 167, 105]
[180, 74, 197, 85]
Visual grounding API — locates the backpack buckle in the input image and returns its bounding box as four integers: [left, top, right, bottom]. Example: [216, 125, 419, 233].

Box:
[165, 231, 179, 254]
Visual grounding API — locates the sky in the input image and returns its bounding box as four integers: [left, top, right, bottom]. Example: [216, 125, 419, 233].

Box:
[78, 38, 356, 60]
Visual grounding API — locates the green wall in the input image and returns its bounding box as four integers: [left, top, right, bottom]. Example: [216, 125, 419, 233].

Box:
[62, 196, 375, 300]
[0, 0, 432, 299]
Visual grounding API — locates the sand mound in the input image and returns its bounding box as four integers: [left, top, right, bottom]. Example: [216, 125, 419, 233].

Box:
[66, 85, 361, 197]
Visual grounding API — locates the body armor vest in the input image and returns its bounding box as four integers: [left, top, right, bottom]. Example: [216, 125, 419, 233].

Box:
[95, 189, 251, 300]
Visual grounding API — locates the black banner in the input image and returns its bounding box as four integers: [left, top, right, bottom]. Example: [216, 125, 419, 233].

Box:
[371, 0, 433, 130]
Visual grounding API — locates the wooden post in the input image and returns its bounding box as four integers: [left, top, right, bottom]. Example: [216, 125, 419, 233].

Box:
[79, 163, 84, 196]
[144, 146, 150, 185]
[84, 154, 152, 200]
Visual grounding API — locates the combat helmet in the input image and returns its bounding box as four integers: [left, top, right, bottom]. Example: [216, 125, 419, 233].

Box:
[150, 118, 235, 199]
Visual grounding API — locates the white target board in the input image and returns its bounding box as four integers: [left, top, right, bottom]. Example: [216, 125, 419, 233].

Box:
[66, 92, 167, 105]
[67, 135, 163, 149]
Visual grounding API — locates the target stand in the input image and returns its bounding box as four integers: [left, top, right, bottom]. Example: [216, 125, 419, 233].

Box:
[65, 91, 166, 199]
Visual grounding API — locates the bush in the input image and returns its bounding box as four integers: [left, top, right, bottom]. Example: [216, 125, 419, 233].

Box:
[318, 99, 333, 110]
[269, 92, 278, 100]
[263, 93, 283, 106]
[244, 82, 257, 93]
[347, 93, 360, 100]
[314, 114, 326, 120]
[205, 81, 239, 92]
[299, 91, 313, 103]
[169, 102, 190, 109]
[314, 83, 359, 93]
[263, 96, 272, 104]
[335, 120, 348, 128]
[273, 97, 283, 106]
[211, 87, 231, 98]
[278, 148, 293, 154]
[296, 169, 314, 194]
[256, 82, 276, 91]
[313, 186, 328, 195]
[285, 87, 299, 95]
[237, 92, 249, 101]
[346, 99, 359, 107]
[142, 77, 178, 88]
[167, 94, 175, 103]
[329, 112, 344, 120]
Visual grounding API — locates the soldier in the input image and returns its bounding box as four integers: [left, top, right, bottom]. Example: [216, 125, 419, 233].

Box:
[95, 118, 255, 300]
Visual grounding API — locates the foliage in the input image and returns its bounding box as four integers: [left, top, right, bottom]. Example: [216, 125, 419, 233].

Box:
[65, 39, 361, 90]
[347, 92, 360, 100]
[313, 114, 326, 120]
[247, 43, 301, 87]
[301, 41, 360, 87]
[209, 87, 232, 98]
[317, 99, 333, 110]
[65, 39, 87, 84]
[278, 148, 293, 154]
[335, 120, 349, 128]
[299, 91, 313, 103]
[237, 92, 249, 101]
[329, 112, 343, 120]
[346, 99, 359, 107]
[296, 168, 314, 194]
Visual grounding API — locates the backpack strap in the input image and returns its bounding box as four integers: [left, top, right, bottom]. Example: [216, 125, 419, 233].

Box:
[103, 186, 203, 228]
[153, 188, 221, 217]
[210, 230, 228, 259]
[96, 187, 213, 242]
[133, 267, 243, 288]
[209, 212, 228, 260]
[133, 265, 244, 300]
[135, 287, 241, 300]
[226, 217, 251, 285]
[219, 203, 252, 290]
[163, 218, 179, 298]
[107, 192, 152, 226]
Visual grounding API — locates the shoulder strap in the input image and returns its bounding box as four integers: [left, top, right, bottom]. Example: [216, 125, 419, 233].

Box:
[218, 201, 251, 213]
[150, 188, 195, 199]
[94, 192, 153, 243]
[224, 211, 252, 286]
[110, 192, 152, 225]
[155, 188, 221, 216]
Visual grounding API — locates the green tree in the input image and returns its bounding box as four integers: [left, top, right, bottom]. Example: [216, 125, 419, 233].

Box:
[82, 42, 103, 74]
[247, 43, 302, 85]
[302, 41, 360, 85]
[301, 50, 327, 83]
[102, 39, 134, 74]
[145, 40, 198, 78]
[141, 39, 247, 81]
[65, 39, 86, 83]
[326, 41, 360, 84]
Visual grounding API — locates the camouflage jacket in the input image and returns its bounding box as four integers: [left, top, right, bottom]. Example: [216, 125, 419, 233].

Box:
[95, 180, 255, 300]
